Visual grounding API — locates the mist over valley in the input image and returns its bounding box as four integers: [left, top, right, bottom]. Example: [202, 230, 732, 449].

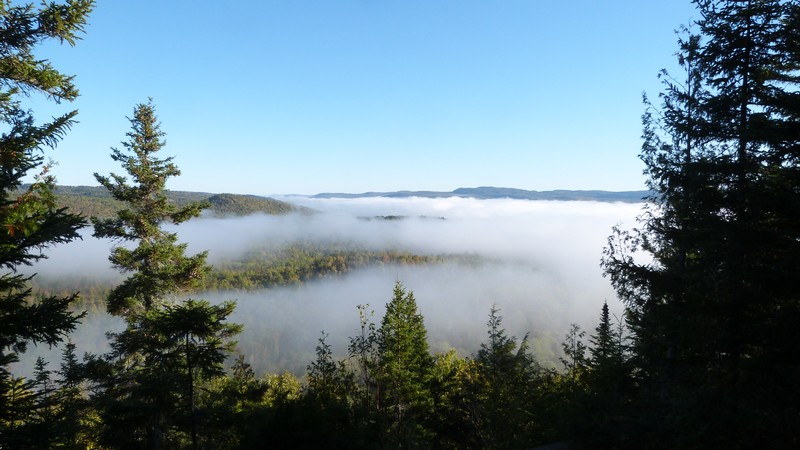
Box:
[22, 195, 642, 375]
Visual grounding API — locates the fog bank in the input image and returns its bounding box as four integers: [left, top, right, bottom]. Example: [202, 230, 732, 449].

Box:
[18, 197, 643, 376]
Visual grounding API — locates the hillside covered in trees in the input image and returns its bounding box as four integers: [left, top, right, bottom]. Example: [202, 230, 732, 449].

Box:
[2, 1, 799, 449]
[46, 185, 308, 219]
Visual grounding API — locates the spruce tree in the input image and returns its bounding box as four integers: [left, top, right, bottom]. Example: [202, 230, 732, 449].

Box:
[91, 101, 240, 449]
[92, 100, 209, 317]
[0, 0, 93, 445]
[603, 0, 800, 446]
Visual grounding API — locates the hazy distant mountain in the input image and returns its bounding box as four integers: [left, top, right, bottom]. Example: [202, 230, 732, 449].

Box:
[49, 186, 306, 219]
[313, 186, 650, 203]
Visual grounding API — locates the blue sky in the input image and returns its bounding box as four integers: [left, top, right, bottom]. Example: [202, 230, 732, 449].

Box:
[31, 1, 698, 196]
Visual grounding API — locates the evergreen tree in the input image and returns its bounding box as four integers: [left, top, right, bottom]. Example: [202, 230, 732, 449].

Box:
[560, 323, 587, 386]
[53, 341, 95, 449]
[0, 0, 93, 445]
[571, 302, 632, 448]
[101, 299, 240, 449]
[90, 101, 240, 449]
[302, 332, 360, 449]
[587, 302, 627, 386]
[376, 281, 434, 447]
[473, 304, 541, 449]
[603, 0, 800, 446]
[92, 100, 209, 317]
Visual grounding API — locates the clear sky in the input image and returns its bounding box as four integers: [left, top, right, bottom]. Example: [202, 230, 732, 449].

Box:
[30, 1, 699, 196]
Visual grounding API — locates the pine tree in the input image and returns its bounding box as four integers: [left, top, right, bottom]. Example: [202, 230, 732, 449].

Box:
[603, 0, 800, 446]
[0, 0, 93, 445]
[560, 323, 587, 385]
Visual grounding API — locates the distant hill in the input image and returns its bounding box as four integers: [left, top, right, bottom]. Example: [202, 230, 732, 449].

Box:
[313, 186, 650, 203]
[205, 193, 300, 217]
[48, 186, 306, 219]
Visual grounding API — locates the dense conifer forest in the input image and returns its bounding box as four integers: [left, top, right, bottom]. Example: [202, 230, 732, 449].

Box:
[1, 0, 799, 448]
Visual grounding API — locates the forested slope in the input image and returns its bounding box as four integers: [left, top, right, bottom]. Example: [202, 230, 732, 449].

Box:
[47, 185, 307, 219]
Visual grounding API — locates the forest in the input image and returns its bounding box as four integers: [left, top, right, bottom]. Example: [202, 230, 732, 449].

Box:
[2, 0, 799, 449]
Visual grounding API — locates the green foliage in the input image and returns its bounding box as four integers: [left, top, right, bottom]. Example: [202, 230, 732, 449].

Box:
[559, 323, 587, 385]
[472, 304, 544, 449]
[25, 242, 459, 321]
[206, 192, 300, 217]
[197, 356, 268, 449]
[586, 302, 629, 394]
[347, 303, 380, 412]
[603, 0, 800, 447]
[306, 331, 356, 405]
[87, 101, 241, 449]
[0, 0, 92, 446]
[561, 303, 634, 449]
[428, 350, 480, 449]
[93, 100, 211, 316]
[95, 300, 241, 448]
[377, 281, 435, 447]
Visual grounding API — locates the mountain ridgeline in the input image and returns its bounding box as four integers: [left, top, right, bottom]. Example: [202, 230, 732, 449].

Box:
[313, 186, 650, 202]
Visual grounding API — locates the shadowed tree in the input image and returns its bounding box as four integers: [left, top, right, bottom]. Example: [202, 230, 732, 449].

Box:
[603, 0, 800, 446]
[566, 302, 632, 448]
[100, 299, 240, 449]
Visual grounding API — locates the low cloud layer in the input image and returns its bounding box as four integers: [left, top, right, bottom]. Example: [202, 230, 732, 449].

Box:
[20, 197, 643, 375]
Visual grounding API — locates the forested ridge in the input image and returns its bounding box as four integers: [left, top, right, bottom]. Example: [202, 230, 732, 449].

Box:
[2, 1, 799, 449]
[39, 185, 307, 219]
